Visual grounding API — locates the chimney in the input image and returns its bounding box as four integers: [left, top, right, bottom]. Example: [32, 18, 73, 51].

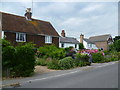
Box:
[61, 30, 66, 37]
[80, 34, 84, 43]
[24, 8, 32, 21]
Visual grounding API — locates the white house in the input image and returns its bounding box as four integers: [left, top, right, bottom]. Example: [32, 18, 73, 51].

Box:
[59, 30, 80, 49]
[80, 34, 98, 49]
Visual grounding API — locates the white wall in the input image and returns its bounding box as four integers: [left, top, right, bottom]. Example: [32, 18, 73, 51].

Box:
[59, 43, 79, 50]
[83, 40, 98, 49]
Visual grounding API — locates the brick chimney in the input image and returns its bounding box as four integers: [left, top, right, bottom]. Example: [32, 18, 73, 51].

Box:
[24, 8, 32, 21]
[61, 30, 66, 37]
[80, 34, 84, 43]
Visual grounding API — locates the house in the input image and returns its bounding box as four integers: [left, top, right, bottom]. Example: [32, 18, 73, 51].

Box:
[0, 8, 59, 47]
[80, 34, 113, 50]
[59, 30, 80, 49]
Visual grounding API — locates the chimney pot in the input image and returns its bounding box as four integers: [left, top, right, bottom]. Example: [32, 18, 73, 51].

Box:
[61, 30, 66, 37]
[25, 8, 32, 21]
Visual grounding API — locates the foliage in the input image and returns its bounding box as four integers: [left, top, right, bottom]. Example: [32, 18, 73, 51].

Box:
[13, 43, 36, 77]
[79, 43, 84, 49]
[76, 53, 90, 62]
[92, 53, 104, 63]
[38, 45, 65, 59]
[114, 40, 120, 52]
[2, 39, 36, 77]
[2, 39, 11, 47]
[47, 59, 60, 70]
[113, 36, 120, 42]
[58, 57, 75, 70]
[36, 58, 47, 66]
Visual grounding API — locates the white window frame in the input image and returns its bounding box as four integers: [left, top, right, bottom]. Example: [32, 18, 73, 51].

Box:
[16, 32, 26, 42]
[45, 35, 52, 44]
[2, 31, 4, 39]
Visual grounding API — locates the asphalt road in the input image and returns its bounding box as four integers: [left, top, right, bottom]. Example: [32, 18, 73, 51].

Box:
[16, 62, 118, 88]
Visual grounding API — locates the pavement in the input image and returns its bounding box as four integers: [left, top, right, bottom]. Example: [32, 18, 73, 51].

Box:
[1, 61, 119, 88]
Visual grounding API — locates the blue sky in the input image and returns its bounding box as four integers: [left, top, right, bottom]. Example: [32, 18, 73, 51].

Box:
[0, 1, 118, 40]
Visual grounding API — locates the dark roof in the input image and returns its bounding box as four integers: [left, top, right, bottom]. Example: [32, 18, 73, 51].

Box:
[60, 37, 79, 44]
[1, 12, 59, 37]
[89, 34, 111, 42]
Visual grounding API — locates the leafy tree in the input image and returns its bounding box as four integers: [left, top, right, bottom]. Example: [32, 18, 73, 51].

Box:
[113, 36, 120, 41]
[114, 40, 120, 52]
[79, 43, 84, 49]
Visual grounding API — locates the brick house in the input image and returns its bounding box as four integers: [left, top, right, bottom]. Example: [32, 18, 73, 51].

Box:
[0, 10, 59, 47]
[80, 34, 113, 50]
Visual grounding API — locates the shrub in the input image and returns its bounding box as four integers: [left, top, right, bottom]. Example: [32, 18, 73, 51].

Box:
[2, 46, 15, 77]
[76, 53, 90, 62]
[13, 43, 36, 77]
[58, 57, 75, 70]
[78, 61, 87, 67]
[38, 45, 65, 60]
[92, 53, 104, 63]
[79, 43, 84, 49]
[47, 60, 60, 70]
[36, 58, 47, 66]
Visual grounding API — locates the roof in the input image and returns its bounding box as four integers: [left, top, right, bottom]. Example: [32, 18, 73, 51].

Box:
[1, 12, 59, 37]
[60, 37, 79, 44]
[83, 38, 94, 44]
[89, 34, 111, 42]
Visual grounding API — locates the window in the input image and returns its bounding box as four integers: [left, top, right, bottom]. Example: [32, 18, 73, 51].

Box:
[61, 43, 64, 47]
[45, 36, 52, 43]
[16, 33, 26, 42]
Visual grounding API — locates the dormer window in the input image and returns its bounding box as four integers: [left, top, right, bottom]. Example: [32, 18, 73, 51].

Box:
[16, 33, 26, 42]
[45, 35, 52, 44]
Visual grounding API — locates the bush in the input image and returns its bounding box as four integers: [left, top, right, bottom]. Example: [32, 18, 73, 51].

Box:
[76, 53, 90, 62]
[38, 45, 65, 60]
[58, 57, 75, 70]
[2, 46, 15, 77]
[13, 43, 36, 77]
[36, 58, 47, 66]
[47, 60, 60, 70]
[92, 53, 104, 63]
[79, 43, 84, 49]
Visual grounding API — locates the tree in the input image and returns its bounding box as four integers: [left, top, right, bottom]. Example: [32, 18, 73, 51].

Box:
[79, 43, 84, 50]
[113, 36, 120, 42]
[114, 40, 120, 52]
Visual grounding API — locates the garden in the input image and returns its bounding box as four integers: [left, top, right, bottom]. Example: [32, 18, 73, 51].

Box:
[1, 36, 120, 77]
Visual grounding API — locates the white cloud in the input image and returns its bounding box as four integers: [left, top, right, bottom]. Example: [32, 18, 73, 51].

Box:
[80, 4, 104, 13]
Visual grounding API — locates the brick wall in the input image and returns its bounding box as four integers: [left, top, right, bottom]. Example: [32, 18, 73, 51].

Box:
[4, 32, 59, 47]
[95, 41, 108, 50]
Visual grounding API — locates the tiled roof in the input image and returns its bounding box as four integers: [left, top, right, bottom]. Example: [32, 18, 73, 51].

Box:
[60, 37, 79, 44]
[89, 34, 111, 42]
[1, 12, 59, 37]
[83, 38, 94, 44]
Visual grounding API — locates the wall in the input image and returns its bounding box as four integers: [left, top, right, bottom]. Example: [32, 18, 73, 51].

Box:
[59, 43, 79, 49]
[95, 41, 108, 50]
[4, 32, 59, 47]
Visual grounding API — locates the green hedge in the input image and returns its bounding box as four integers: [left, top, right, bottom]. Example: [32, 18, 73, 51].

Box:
[58, 57, 75, 70]
[38, 45, 65, 60]
[92, 53, 104, 63]
[2, 39, 36, 77]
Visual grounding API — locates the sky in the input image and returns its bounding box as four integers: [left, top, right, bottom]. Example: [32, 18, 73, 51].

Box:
[0, 1, 118, 40]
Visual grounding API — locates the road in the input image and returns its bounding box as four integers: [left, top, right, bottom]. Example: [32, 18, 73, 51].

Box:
[13, 62, 118, 88]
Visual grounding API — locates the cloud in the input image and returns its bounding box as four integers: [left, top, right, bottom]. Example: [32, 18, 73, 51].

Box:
[80, 3, 104, 13]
